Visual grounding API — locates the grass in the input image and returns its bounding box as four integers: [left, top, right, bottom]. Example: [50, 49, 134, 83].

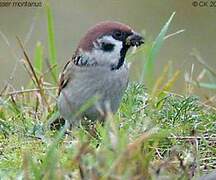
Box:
[142, 12, 175, 87]
[0, 5, 216, 180]
[0, 83, 215, 179]
[46, 2, 58, 81]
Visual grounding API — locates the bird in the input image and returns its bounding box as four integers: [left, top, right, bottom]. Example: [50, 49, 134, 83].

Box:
[55, 21, 144, 129]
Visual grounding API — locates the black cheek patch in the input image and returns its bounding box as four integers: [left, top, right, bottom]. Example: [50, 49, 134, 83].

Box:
[101, 43, 115, 52]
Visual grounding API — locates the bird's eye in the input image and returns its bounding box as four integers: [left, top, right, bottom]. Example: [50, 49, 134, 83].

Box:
[101, 42, 115, 52]
[113, 31, 124, 40]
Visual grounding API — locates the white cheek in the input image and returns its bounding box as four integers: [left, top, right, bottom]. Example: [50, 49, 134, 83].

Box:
[85, 36, 123, 66]
[98, 40, 122, 64]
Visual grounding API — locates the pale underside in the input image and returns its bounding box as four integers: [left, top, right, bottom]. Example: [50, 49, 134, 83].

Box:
[57, 61, 129, 126]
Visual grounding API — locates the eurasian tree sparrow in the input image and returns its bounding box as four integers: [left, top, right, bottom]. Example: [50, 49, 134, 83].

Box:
[56, 21, 144, 128]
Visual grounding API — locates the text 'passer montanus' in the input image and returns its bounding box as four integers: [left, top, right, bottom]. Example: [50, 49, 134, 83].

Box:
[57, 21, 144, 128]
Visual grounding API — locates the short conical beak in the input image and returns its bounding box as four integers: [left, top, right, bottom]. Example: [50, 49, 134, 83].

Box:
[126, 32, 144, 47]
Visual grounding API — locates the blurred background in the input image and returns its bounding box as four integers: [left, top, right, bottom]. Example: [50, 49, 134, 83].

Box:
[0, 0, 215, 96]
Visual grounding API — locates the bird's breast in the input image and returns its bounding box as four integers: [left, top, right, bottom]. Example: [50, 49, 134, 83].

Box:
[58, 65, 129, 121]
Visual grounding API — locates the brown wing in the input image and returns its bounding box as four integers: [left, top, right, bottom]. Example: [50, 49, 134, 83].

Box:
[58, 54, 90, 95]
[58, 58, 75, 96]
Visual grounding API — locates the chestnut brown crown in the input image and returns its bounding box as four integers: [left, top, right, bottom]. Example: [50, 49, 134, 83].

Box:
[76, 21, 133, 53]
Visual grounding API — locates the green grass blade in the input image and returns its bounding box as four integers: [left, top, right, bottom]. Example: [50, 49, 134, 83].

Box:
[46, 3, 57, 81]
[141, 12, 176, 87]
[34, 41, 43, 74]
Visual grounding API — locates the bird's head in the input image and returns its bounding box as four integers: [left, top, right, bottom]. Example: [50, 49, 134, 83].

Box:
[75, 21, 144, 70]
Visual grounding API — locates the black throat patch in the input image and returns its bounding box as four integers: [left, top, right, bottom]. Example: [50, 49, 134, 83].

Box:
[111, 44, 130, 70]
